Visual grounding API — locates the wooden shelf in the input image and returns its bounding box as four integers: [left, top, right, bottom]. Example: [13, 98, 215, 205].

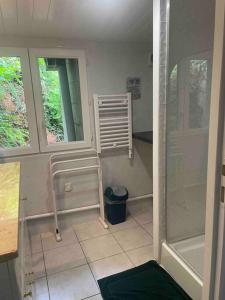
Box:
[0, 162, 20, 263]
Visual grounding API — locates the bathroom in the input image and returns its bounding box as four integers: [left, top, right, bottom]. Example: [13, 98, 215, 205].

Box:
[0, 0, 225, 300]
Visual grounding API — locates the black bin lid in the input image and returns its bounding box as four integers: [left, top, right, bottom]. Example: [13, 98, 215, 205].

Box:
[105, 186, 128, 201]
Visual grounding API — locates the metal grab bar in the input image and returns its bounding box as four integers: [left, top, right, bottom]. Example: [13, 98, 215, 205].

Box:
[52, 165, 99, 177]
[51, 156, 98, 170]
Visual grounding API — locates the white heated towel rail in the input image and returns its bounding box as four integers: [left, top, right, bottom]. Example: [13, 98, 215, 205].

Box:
[94, 93, 133, 158]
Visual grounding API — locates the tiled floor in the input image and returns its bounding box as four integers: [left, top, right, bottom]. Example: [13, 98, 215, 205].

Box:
[31, 199, 153, 300]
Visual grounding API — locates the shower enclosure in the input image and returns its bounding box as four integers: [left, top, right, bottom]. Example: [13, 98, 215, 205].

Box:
[166, 0, 215, 279]
[153, 0, 225, 299]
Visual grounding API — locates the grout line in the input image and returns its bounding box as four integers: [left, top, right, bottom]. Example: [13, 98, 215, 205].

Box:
[72, 219, 110, 242]
[31, 249, 43, 255]
[40, 236, 52, 300]
[45, 261, 88, 278]
[44, 239, 89, 278]
[81, 293, 101, 300]
[31, 210, 153, 299]
[78, 226, 134, 283]
[42, 240, 80, 252]
[41, 230, 80, 252]
[111, 232, 135, 267]
[32, 251, 46, 281]
[111, 226, 154, 268]
[87, 249, 125, 265]
[80, 232, 125, 283]
[109, 228, 136, 267]
[111, 227, 153, 252]
[108, 224, 139, 235]
[77, 231, 110, 243]
[74, 229, 100, 292]
[87, 262, 100, 289]
[130, 202, 153, 229]
[79, 232, 114, 245]
[139, 222, 153, 238]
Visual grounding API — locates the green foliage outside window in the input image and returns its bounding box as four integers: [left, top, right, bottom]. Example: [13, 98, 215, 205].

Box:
[0, 57, 64, 149]
[0, 57, 29, 148]
[38, 58, 64, 143]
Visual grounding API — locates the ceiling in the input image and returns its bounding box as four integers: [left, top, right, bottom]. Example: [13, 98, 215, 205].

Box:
[0, 0, 153, 43]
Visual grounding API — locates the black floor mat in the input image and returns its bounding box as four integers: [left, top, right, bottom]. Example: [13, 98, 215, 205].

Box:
[98, 260, 192, 300]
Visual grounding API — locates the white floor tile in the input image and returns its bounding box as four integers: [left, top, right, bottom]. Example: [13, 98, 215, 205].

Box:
[82, 294, 103, 299]
[81, 234, 122, 262]
[128, 199, 153, 225]
[41, 227, 78, 251]
[107, 216, 138, 233]
[48, 265, 99, 300]
[73, 220, 109, 241]
[32, 277, 49, 300]
[32, 252, 46, 279]
[89, 253, 133, 280]
[142, 222, 153, 236]
[30, 234, 43, 254]
[113, 226, 153, 251]
[129, 209, 153, 225]
[44, 243, 86, 275]
[126, 245, 154, 266]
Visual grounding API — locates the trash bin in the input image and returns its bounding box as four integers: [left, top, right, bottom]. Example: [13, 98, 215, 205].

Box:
[105, 186, 128, 225]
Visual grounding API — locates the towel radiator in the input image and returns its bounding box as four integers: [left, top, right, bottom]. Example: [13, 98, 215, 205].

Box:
[94, 93, 133, 158]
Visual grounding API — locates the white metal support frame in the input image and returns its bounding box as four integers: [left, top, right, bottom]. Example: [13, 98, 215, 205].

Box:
[48, 150, 108, 241]
[94, 93, 133, 158]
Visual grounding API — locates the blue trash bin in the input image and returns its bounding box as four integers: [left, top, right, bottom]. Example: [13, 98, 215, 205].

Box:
[105, 186, 128, 225]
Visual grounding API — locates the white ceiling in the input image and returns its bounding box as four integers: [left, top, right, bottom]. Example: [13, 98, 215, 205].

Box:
[0, 0, 153, 42]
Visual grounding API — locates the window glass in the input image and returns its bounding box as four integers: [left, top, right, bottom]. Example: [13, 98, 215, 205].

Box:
[0, 57, 30, 148]
[38, 57, 84, 144]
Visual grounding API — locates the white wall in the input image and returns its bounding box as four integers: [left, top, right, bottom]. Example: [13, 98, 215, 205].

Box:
[86, 42, 153, 132]
[169, 0, 215, 70]
[0, 37, 153, 216]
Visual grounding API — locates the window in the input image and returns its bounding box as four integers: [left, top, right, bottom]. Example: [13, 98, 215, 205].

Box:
[0, 48, 38, 156]
[0, 57, 29, 147]
[38, 57, 83, 144]
[0, 48, 91, 157]
[30, 49, 91, 152]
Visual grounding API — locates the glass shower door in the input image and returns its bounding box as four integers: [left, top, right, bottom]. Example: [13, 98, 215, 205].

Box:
[165, 0, 215, 280]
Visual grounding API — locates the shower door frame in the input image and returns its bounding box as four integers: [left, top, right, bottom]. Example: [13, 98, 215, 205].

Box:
[205, 0, 225, 298]
[153, 0, 225, 299]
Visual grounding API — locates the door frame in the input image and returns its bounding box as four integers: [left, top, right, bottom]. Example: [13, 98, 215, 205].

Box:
[203, 0, 225, 299]
[0, 47, 39, 156]
[153, 0, 225, 299]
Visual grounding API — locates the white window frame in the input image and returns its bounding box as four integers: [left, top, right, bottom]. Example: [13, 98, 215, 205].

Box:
[0, 47, 39, 157]
[29, 48, 92, 152]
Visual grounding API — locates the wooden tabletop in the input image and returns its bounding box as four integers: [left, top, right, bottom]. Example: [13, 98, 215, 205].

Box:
[0, 162, 20, 262]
